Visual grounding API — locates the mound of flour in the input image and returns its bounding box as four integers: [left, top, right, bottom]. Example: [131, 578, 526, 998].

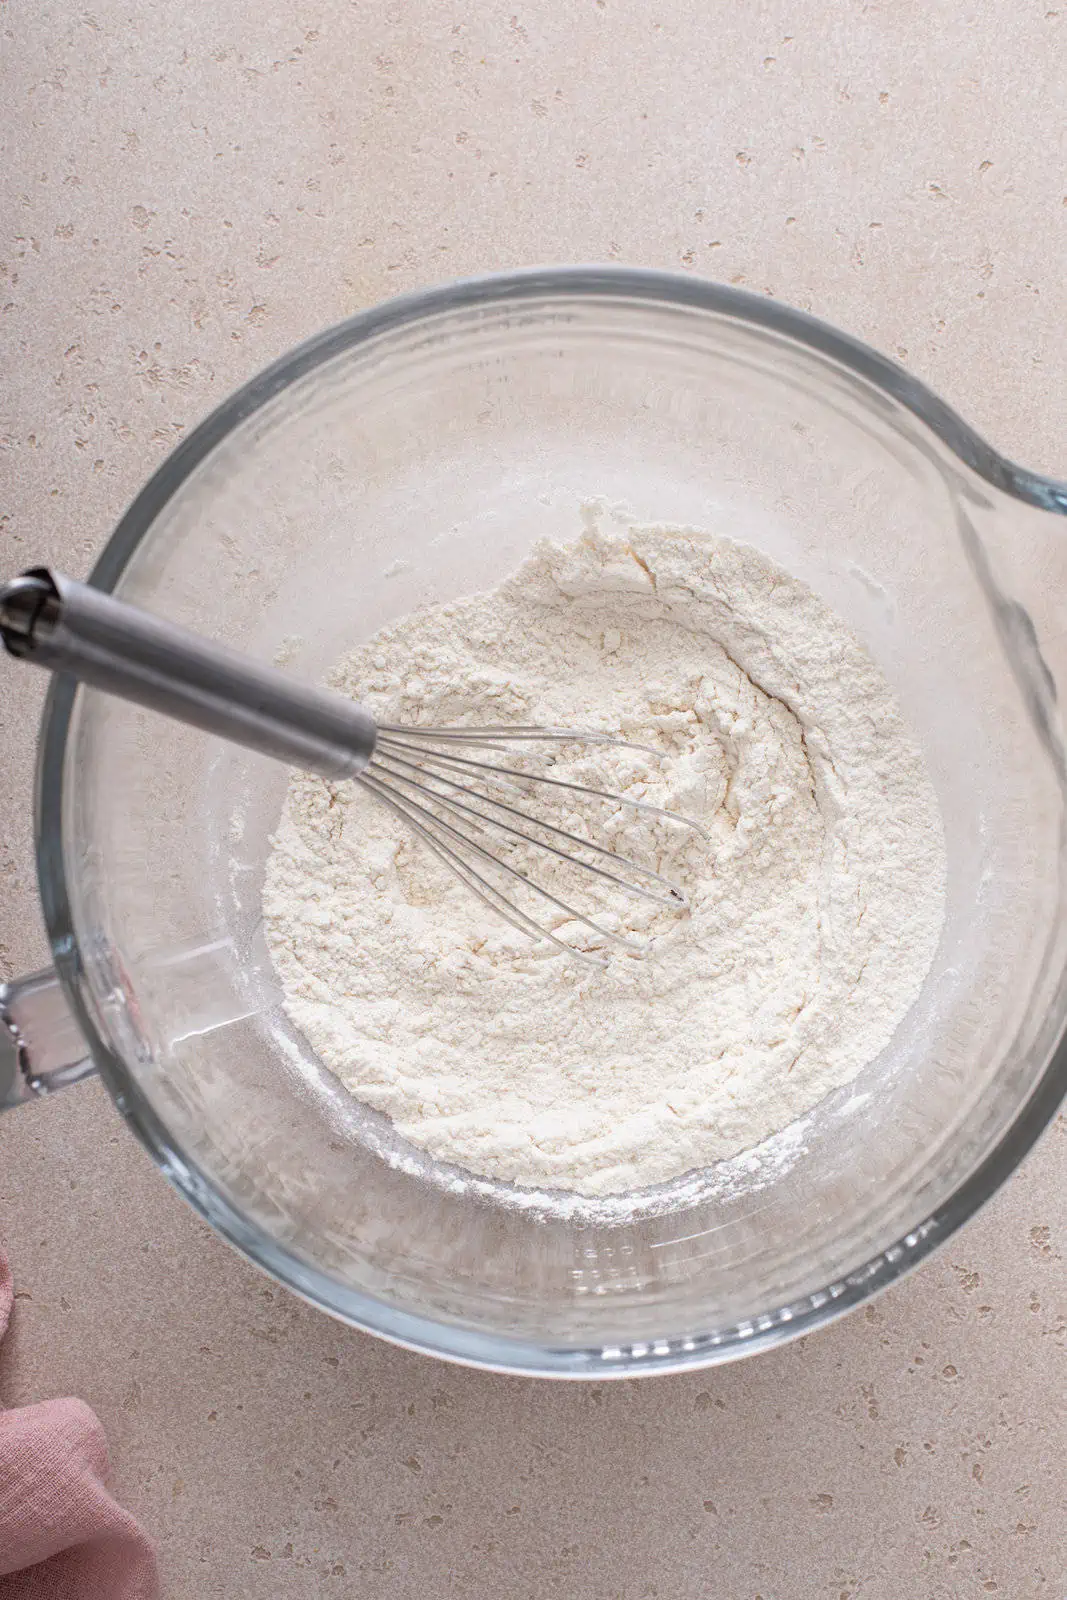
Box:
[263, 510, 946, 1197]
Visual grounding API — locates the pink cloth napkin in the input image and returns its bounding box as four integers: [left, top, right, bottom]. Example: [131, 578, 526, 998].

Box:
[0, 1244, 159, 1598]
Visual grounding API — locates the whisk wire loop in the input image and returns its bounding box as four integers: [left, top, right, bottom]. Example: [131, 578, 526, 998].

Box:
[361, 726, 705, 959]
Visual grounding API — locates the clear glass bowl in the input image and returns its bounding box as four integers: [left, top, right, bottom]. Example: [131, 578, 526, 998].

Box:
[21, 268, 1067, 1374]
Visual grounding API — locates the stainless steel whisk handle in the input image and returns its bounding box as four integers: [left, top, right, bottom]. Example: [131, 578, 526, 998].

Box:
[0, 567, 377, 781]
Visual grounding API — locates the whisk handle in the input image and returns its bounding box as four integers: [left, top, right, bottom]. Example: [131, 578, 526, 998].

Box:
[0, 568, 377, 781]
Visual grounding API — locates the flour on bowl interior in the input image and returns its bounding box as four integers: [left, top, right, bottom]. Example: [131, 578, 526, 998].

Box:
[263, 508, 947, 1198]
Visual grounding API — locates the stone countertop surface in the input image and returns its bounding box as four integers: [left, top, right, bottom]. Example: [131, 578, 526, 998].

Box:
[1, 2, 1065, 1595]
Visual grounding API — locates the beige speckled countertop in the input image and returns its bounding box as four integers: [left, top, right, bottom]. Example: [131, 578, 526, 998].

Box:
[1, 3, 1066, 1595]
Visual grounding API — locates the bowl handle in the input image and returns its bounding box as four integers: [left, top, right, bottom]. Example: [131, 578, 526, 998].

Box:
[0, 969, 96, 1110]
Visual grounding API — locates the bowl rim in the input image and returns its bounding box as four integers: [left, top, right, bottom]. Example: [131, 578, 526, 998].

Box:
[34, 265, 1067, 1377]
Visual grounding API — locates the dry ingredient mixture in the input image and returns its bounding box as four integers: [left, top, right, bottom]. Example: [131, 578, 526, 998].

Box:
[263, 509, 946, 1197]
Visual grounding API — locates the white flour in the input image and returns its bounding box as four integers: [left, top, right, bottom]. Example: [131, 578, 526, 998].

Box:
[263, 510, 946, 1197]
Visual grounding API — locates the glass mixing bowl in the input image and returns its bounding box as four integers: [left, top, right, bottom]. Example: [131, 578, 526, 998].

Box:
[3, 268, 1067, 1376]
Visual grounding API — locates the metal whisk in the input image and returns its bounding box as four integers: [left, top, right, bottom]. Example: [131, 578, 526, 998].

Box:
[0, 568, 706, 963]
